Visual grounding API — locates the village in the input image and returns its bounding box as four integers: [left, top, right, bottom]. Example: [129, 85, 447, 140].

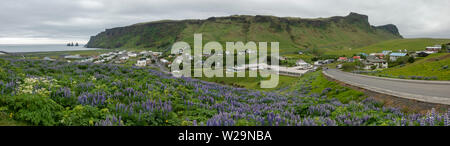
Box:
[327, 44, 448, 70]
[43, 50, 165, 68]
[40, 43, 449, 77]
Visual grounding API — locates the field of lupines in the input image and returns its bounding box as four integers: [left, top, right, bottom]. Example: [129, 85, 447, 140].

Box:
[0, 58, 449, 126]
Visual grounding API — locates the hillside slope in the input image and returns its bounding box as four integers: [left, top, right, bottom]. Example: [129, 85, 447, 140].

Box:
[369, 53, 450, 80]
[86, 12, 402, 54]
[325, 38, 450, 56]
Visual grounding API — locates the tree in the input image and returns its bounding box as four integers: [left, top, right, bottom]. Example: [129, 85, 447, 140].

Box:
[341, 62, 357, 72]
[360, 55, 367, 60]
[439, 44, 447, 53]
[355, 60, 365, 68]
[408, 56, 415, 63]
[371, 65, 377, 70]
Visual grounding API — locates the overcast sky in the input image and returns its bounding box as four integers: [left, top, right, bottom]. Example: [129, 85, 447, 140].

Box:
[1, 0, 449, 44]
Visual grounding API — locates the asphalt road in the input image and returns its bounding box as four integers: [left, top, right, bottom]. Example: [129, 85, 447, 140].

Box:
[324, 69, 450, 104]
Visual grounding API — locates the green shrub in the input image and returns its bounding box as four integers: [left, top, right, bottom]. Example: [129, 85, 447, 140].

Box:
[0, 59, 22, 81]
[370, 65, 377, 70]
[0, 59, 9, 81]
[407, 57, 415, 63]
[341, 62, 356, 72]
[1, 94, 63, 126]
[60, 105, 107, 126]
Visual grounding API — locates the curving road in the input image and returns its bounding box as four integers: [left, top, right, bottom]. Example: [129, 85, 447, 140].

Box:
[323, 69, 450, 105]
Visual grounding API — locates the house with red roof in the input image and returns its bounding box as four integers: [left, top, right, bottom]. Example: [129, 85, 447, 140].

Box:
[338, 57, 348, 62]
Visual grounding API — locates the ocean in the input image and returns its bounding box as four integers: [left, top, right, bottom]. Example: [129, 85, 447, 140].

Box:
[0, 44, 101, 53]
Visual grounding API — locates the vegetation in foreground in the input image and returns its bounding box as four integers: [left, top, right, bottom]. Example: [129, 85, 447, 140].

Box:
[0, 58, 448, 126]
[280, 71, 365, 104]
[196, 70, 299, 91]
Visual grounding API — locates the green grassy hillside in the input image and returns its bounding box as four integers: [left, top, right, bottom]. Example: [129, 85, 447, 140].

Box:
[196, 70, 299, 91]
[368, 53, 450, 80]
[86, 13, 402, 55]
[325, 38, 450, 56]
[281, 71, 365, 103]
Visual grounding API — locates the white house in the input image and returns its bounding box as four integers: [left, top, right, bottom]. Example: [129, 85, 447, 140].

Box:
[140, 51, 152, 56]
[314, 60, 324, 66]
[128, 53, 137, 57]
[120, 56, 129, 60]
[389, 52, 407, 61]
[426, 45, 442, 52]
[324, 59, 335, 64]
[296, 59, 311, 69]
[136, 60, 147, 67]
[296, 59, 306, 65]
[105, 56, 115, 61]
[279, 56, 287, 61]
[153, 52, 162, 56]
[364, 56, 388, 70]
[423, 51, 437, 54]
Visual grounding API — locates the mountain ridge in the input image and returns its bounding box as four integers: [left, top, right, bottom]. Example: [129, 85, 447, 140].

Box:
[86, 12, 402, 54]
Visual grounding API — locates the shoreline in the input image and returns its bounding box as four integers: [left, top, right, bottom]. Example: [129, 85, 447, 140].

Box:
[0, 48, 106, 55]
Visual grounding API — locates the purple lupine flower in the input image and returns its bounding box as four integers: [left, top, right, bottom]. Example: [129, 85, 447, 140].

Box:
[420, 118, 425, 126]
[400, 117, 406, 126]
[444, 113, 449, 126]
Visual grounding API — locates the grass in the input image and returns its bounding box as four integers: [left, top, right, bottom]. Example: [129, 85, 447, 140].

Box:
[88, 15, 401, 55]
[324, 38, 450, 56]
[0, 111, 29, 126]
[27, 49, 111, 56]
[282, 71, 366, 103]
[369, 53, 450, 80]
[3, 49, 113, 61]
[3, 57, 443, 126]
[195, 69, 299, 91]
[282, 53, 316, 63]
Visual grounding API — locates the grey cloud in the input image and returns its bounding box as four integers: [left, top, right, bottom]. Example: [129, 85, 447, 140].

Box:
[0, 0, 449, 44]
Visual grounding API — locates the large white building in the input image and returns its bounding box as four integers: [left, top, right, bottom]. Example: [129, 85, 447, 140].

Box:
[426, 45, 442, 52]
[363, 56, 388, 70]
[229, 63, 312, 77]
[389, 52, 407, 61]
[296, 59, 312, 70]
